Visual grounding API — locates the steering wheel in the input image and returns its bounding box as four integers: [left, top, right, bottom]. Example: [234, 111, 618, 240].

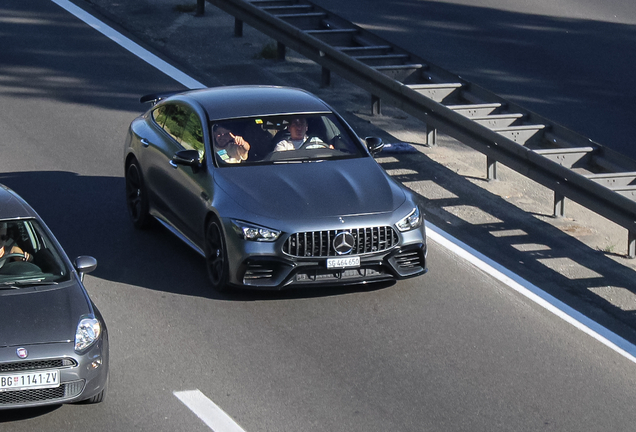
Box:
[0, 253, 26, 265]
[299, 136, 331, 150]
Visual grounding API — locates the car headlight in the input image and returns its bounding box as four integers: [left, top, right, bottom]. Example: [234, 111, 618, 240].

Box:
[396, 207, 423, 232]
[231, 220, 281, 241]
[75, 317, 102, 353]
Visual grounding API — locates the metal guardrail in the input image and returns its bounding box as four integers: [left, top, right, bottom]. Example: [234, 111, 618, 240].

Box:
[207, 0, 636, 258]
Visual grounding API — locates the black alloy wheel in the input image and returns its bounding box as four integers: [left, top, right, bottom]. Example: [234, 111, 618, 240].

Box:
[125, 161, 151, 229]
[205, 219, 229, 292]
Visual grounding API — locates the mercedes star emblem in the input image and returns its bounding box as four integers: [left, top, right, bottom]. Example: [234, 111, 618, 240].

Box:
[333, 232, 355, 255]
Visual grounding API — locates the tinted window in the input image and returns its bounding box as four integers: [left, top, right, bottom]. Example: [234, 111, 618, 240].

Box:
[181, 111, 205, 160]
[152, 104, 189, 144]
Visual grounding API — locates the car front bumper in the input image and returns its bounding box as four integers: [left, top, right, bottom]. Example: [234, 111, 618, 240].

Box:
[0, 338, 109, 410]
[229, 241, 428, 290]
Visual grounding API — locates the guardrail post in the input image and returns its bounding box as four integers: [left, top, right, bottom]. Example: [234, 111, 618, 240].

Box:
[277, 42, 286, 61]
[553, 192, 565, 218]
[321, 67, 331, 87]
[234, 18, 243, 37]
[196, 0, 205, 16]
[628, 231, 636, 259]
[487, 156, 497, 181]
[371, 95, 381, 115]
[426, 124, 437, 146]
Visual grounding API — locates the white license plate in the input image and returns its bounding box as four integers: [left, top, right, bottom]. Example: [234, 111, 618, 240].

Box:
[327, 256, 360, 269]
[0, 369, 60, 391]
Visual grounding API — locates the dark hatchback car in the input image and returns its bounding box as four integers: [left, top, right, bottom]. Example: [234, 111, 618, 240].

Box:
[0, 184, 108, 409]
[124, 85, 427, 291]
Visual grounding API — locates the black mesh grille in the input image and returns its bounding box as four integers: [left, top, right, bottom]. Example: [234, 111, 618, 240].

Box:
[283, 226, 398, 258]
[0, 358, 76, 373]
[0, 380, 84, 406]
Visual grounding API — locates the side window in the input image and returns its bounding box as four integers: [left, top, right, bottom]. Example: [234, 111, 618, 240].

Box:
[152, 104, 188, 143]
[181, 111, 205, 160]
[152, 105, 167, 128]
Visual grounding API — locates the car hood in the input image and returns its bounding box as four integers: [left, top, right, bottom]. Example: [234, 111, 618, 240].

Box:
[0, 284, 90, 347]
[214, 157, 407, 220]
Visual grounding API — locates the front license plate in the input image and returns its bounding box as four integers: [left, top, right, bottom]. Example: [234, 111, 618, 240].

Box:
[0, 369, 60, 391]
[327, 256, 360, 269]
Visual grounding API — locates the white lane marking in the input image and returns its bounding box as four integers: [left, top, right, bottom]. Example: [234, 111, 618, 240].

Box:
[175, 390, 246, 432]
[49, 0, 206, 90]
[426, 221, 636, 364]
[49, 0, 636, 364]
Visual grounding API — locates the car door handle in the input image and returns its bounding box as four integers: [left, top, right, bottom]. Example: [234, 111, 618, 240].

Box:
[169, 160, 178, 169]
[141, 138, 150, 147]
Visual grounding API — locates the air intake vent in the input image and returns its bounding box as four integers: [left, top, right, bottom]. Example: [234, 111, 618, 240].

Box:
[0, 358, 77, 373]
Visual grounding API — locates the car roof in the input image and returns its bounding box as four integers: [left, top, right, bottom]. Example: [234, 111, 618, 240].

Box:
[0, 184, 38, 220]
[171, 86, 334, 121]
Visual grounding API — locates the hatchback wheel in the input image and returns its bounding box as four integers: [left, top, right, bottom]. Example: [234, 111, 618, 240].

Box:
[125, 160, 151, 229]
[205, 219, 229, 292]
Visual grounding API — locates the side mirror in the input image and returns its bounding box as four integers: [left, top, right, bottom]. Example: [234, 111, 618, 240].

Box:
[365, 137, 384, 155]
[74, 256, 97, 283]
[173, 149, 202, 171]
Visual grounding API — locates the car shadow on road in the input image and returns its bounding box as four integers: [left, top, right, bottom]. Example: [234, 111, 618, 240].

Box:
[0, 405, 60, 422]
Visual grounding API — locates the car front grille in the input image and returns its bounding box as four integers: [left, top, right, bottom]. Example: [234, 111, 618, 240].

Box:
[0, 380, 84, 406]
[0, 358, 77, 373]
[283, 226, 399, 258]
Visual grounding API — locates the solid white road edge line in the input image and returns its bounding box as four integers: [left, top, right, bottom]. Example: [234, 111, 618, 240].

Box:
[51, 0, 636, 364]
[50, 0, 207, 90]
[426, 221, 636, 364]
[175, 390, 246, 432]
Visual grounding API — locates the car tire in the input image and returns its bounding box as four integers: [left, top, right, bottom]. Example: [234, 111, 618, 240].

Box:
[85, 388, 106, 404]
[205, 219, 229, 292]
[78, 380, 107, 404]
[125, 160, 151, 229]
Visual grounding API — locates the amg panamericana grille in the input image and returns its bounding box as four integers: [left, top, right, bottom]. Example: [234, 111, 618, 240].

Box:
[283, 226, 398, 258]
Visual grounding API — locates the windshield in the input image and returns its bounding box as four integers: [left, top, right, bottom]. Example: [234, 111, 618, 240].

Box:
[0, 219, 70, 286]
[211, 113, 367, 166]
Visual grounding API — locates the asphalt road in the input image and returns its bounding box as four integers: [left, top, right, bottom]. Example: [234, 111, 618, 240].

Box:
[309, 0, 636, 159]
[2, 1, 636, 431]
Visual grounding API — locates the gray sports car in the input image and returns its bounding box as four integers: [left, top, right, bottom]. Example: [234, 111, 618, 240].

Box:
[0, 184, 108, 409]
[124, 85, 427, 291]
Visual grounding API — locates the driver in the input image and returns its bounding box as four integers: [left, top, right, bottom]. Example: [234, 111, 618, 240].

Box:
[273, 116, 329, 151]
[0, 222, 32, 267]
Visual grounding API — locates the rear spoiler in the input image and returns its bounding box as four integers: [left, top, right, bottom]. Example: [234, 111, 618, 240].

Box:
[139, 91, 181, 105]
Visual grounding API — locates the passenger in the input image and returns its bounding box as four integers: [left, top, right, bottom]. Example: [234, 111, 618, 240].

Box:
[212, 123, 250, 163]
[273, 117, 329, 151]
[0, 222, 31, 267]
